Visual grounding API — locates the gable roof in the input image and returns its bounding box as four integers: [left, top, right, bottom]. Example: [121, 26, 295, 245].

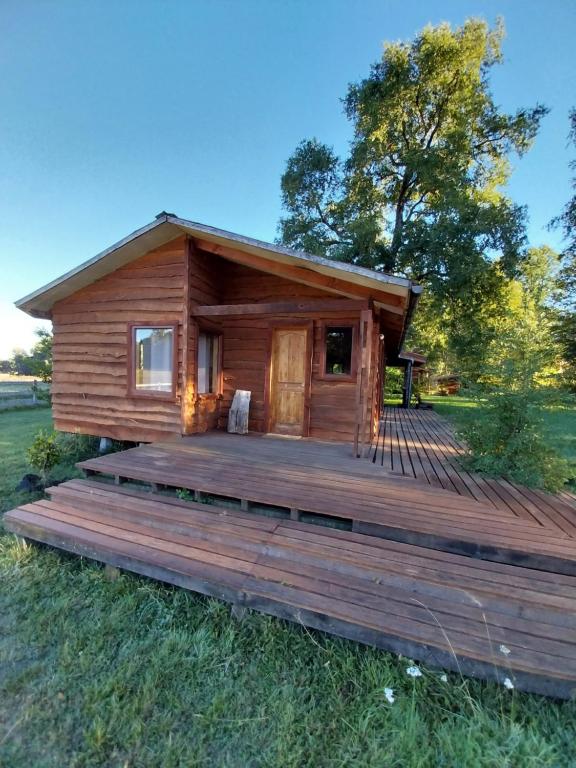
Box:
[16, 213, 421, 320]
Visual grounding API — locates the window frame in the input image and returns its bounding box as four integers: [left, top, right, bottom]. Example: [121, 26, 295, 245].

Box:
[318, 321, 359, 382]
[127, 322, 179, 401]
[195, 326, 223, 398]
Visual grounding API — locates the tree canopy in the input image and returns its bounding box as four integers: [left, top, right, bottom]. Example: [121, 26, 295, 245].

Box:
[279, 19, 554, 381]
[280, 20, 546, 301]
[550, 109, 576, 389]
[4, 328, 53, 381]
[552, 108, 576, 307]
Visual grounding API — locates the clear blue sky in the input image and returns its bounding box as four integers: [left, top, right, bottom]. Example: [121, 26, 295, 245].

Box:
[0, 0, 574, 356]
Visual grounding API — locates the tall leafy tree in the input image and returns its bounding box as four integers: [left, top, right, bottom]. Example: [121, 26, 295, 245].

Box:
[279, 19, 547, 357]
[9, 328, 53, 382]
[552, 109, 576, 302]
[551, 109, 576, 388]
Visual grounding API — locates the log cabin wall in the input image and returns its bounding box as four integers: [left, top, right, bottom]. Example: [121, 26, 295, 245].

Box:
[52, 237, 189, 442]
[51, 236, 386, 445]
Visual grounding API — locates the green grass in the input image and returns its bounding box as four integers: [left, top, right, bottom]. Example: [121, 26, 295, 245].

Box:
[1, 409, 576, 766]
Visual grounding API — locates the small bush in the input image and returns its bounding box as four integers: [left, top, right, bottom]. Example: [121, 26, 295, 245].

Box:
[56, 432, 101, 463]
[27, 429, 62, 482]
[458, 392, 571, 492]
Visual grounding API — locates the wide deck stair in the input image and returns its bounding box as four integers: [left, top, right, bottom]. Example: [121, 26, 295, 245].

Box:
[76, 441, 576, 575]
[4, 477, 576, 699]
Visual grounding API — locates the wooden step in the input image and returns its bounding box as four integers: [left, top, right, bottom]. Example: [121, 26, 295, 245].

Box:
[77, 447, 576, 575]
[4, 479, 576, 699]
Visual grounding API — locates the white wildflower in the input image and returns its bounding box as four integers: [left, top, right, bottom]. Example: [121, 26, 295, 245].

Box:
[384, 687, 395, 704]
[440, 674, 448, 683]
[503, 677, 514, 690]
[406, 665, 422, 678]
[499, 644, 511, 656]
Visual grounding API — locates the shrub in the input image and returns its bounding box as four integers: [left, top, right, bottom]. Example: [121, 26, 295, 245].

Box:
[458, 392, 571, 492]
[56, 432, 101, 462]
[27, 429, 62, 482]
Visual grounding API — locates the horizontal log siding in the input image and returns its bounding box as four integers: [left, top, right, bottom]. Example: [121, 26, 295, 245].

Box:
[51, 243, 383, 443]
[216, 312, 364, 440]
[219, 261, 335, 303]
[52, 237, 188, 442]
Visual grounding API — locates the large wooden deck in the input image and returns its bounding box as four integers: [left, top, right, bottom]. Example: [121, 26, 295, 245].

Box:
[4, 408, 576, 698]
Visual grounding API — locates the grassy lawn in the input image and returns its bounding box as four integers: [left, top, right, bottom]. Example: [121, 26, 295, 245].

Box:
[1, 409, 576, 766]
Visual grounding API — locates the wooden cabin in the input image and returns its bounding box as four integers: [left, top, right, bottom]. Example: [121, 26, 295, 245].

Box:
[435, 374, 461, 396]
[16, 213, 421, 452]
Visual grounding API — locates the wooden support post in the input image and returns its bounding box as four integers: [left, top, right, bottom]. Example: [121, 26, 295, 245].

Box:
[150, 482, 160, 493]
[194, 490, 204, 503]
[290, 508, 300, 521]
[402, 359, 413, 409]
[114, 475, 125, 486]
[240, 498, 251, 512]
[181, 237, 193, 434]
[353, 309, 374, 458]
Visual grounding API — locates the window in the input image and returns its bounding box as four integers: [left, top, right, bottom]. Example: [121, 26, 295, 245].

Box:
[323, 325, 355, 378]
[130, 325, 176, 397]
[198, 332, 221, 394]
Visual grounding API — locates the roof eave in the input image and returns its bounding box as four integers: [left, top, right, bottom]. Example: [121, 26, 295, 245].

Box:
[15, 214, 420, 319]
[168, 215, 413, 293]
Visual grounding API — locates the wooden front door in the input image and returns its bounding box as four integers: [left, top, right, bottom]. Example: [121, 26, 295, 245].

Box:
[269, 326, 310, 436]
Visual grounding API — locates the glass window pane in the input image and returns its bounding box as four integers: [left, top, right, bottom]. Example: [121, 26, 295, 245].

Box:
[134, 327, 174, 393]
[198, 332, 220, 394]
[198, 333, 209, 393]
[325, 326, 353, 376]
